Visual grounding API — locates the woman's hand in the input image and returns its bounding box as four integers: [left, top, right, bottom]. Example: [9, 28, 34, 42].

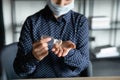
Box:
[32, 37, 51, 61]
[52, 41, 76, 57]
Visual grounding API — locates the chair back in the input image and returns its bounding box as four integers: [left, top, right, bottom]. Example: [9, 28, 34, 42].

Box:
[0, 42, 19, 79]
[80, 61, 93, 77]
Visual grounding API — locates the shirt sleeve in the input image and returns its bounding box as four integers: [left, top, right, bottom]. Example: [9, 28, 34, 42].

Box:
[64, 16, 89, 74]
[13, 17, 40, 78]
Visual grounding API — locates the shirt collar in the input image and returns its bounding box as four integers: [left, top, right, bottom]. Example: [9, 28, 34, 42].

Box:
[62, 10, 72, 23]
[43, 5, 72, 23]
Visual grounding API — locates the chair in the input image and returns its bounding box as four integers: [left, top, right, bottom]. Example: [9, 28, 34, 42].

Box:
[80, 61, 93, 77]
[0, 42, 92, 79]
[0, 42, 19, 79]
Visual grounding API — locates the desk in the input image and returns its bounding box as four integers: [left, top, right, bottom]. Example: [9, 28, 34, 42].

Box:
[15, 77, 120, 80]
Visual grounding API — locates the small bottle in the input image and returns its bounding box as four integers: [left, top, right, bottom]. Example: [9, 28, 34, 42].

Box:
[41, 35, 62, 49]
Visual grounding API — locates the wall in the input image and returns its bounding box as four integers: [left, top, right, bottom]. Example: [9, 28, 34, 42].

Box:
[2, 0, 13, 45]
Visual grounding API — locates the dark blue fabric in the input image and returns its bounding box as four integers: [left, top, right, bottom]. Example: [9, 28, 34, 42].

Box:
[13, 5, 89, 78]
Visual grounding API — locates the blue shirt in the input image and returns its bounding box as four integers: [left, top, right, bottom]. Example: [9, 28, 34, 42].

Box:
[13, 5, 89, 78]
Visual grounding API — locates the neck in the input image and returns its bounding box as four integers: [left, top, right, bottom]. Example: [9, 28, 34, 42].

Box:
[54, 15, 59, 19]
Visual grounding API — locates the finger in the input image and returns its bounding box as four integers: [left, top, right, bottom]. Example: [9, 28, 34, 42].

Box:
[40, 37, 51, 43]
[62, 48, 69, 57]
[54, 48, 59, 55]
[57, 47, 63, 57]
[33, 39, 49, 48]
[34, 47, 48, 55]
[33, 41, 41, 48]
[38, 50, 48, 58]
[52, 48, 55, 52]
[52, 43, 60, 54]
[34, 43, 48, 52]
[37, 51, 48, 60]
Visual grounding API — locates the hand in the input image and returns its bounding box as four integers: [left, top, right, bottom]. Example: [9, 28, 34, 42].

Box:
[52, 41, 76, 57]
[32, 37, 51, 61]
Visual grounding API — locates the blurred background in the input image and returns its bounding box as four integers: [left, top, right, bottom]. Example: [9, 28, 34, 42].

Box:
[0, 0, 120, 78]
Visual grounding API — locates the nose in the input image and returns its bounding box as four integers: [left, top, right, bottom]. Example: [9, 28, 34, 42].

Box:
[57, 0, 64, 7]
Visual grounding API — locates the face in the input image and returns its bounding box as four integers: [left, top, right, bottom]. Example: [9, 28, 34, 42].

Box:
[52, 0, 73, 7]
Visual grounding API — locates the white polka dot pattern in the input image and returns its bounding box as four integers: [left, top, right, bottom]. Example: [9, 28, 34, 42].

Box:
[14, 6, 89, 78]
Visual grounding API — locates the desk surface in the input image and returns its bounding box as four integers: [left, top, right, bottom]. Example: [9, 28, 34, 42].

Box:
[15, 76, 120, 80]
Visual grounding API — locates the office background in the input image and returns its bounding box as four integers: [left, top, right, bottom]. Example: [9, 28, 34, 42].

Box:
[1, 0, 120, 77]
